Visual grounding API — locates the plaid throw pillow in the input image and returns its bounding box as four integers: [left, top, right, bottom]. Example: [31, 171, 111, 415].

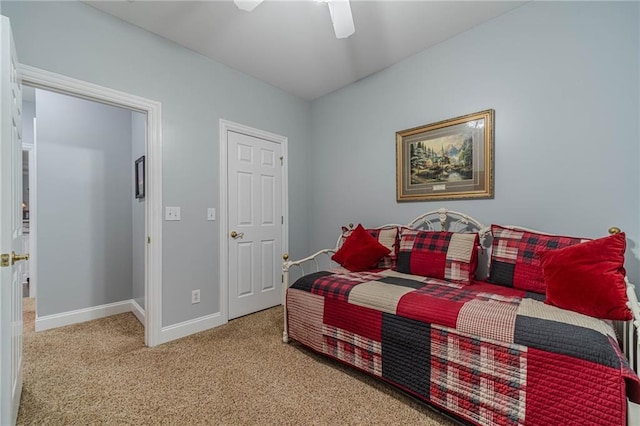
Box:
[488, 224, 588, 294]
[395, 230, 479, 285]
[341, 226, 400, 269]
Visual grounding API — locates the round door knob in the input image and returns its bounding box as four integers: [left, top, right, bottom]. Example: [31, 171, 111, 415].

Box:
[230, 231, 238, 238]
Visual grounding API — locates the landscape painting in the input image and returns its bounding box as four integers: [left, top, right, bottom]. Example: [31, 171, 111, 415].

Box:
[409, 134, 473, 184]
[396, 109, 494, 202]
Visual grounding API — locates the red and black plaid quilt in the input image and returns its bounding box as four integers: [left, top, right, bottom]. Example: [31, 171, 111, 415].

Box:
[286, 269, 640, 426]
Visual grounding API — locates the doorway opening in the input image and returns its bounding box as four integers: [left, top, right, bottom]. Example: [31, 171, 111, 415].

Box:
[21, 85, 147, 340]
[20, 65, 163, 347]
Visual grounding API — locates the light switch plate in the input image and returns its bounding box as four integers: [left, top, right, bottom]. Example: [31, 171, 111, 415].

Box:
[207, 208, 216, 221]
[165, 206, 181, 221]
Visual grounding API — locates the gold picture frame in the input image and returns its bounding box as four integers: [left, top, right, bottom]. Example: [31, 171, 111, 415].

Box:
[396, 109, 494, 202]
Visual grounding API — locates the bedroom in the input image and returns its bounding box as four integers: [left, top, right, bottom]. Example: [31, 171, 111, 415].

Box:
[0, 0, 638, 424]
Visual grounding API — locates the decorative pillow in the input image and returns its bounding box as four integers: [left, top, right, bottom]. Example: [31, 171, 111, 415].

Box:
[332, 224, 391, 272]
[539, 232, 631, 321]
[488, 225, 587, 294]
[340, 226, 400, 269]
[395, 230, 479, 285]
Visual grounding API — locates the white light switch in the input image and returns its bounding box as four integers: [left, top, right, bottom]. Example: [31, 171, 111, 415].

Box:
[207, 208, 216, 221]
[165, 206, 181, 221]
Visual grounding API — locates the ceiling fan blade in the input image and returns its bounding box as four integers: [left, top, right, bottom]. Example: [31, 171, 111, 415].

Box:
[327, 0, 355, 39]
[234, 0, 263, 12]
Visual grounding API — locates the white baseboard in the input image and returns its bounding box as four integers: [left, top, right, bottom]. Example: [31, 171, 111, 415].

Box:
[35, 299, 146, 332]
[34, 299, 224, 344]
[159, 312, 225, 345]
[131, 299, 146, 326]
[35, 300, 133, 332]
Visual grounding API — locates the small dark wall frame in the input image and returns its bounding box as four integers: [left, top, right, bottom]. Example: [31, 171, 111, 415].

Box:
[135, 155, 145, 199]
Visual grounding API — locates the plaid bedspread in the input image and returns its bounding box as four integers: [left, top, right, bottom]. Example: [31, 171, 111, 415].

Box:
[286, 269, 640, 426]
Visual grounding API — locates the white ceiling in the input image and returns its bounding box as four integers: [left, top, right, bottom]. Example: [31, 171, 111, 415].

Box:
[87, 1, 525, 101]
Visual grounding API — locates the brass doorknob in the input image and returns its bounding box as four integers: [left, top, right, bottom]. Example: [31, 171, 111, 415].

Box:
[230, 231, 244, 239]
[11, 251, 29, 265]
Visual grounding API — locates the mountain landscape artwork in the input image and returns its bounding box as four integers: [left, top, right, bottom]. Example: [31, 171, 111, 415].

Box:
[409, 133, 473, 184]
[396, 109, 494, 202]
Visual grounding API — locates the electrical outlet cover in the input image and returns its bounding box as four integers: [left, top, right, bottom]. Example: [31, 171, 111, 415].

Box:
[191, 289, 200, 304]
[165, 206, 181, 221]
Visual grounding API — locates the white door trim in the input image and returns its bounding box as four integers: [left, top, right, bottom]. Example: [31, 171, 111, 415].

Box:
[18, 64, 163, 347]
[219, 119, 289, 323]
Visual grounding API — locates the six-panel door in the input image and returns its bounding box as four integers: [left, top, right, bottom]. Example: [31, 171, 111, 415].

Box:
[227, 130, 283, 320]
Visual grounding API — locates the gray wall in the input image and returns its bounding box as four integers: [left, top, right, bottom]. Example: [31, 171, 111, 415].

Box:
[309, 1, 640, 286]
[36, 89, 133, 316]
[3, 1, 311, 326]
[8, 1, 638, 324]
[22, 100, 34, 145]
[132, 111, 145, 310]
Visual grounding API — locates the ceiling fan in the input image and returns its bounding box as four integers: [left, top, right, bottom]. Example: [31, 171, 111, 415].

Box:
[233, 0, 355, 39]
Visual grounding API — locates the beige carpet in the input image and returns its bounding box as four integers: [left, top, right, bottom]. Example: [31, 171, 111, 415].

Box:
[18, 298, 456, 425]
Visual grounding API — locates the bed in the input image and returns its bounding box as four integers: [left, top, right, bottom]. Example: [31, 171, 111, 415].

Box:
[281, 209, 640, 425]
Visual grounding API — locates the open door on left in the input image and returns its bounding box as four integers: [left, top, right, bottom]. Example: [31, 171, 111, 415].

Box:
[0, 15, 25, 426]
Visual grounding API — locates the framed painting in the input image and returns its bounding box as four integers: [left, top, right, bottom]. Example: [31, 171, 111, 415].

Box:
[135, 155, 145, 199]
[396, 109, 494, 202]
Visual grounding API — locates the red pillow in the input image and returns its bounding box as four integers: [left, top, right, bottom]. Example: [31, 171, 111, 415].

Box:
[332, 224, 391, 272]
[539, 232, 632, 320]
[340, 225, 400, 269]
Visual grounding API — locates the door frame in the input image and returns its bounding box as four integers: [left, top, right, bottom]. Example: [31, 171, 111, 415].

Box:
[219, 119, 288, 323]
[19, 64, 163, 347]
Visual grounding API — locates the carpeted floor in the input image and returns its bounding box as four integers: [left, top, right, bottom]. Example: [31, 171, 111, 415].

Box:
[18, 298, 455, 425]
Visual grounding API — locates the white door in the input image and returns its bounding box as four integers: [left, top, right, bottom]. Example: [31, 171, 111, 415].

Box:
[227, 130, 283, 319]
[0, 16, 24, 426]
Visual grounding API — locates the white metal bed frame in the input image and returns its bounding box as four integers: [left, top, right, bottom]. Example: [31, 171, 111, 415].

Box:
[281, 208, 640, 424]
